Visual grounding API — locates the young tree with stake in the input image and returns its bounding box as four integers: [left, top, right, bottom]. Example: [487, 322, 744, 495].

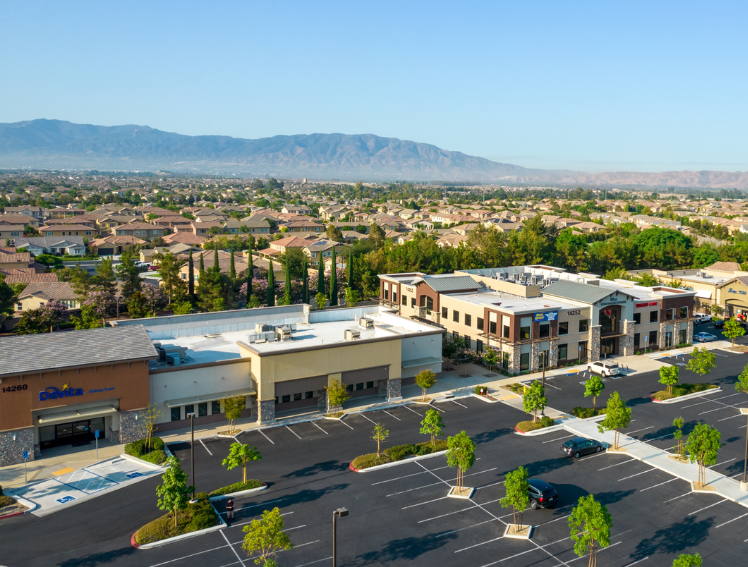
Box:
[723, 316, 745, 348]
[222, 442, 262, 484]
[568, 494, 612, 567]
[659, 365, 679, 396]
[482, 348, 498, 371]
[242, 507, 294, 567]
[324, 380, 349, 413]
[584, 375, 605, 408]
[597, 392, 631, 450]
[447, 431, 476, 493]
[420, 409, 444, 446]
[685, 422, 721, 488]
[673, 416, 685, 460]
[686, 347, 716, 384]
[523, 381, 547, 422]
[501, 466, 530, 531]
[415, 369, 437, 401]
[156, 457, 194, 528]
[223, 395, 246, 434]
[372, 423, 389, 457]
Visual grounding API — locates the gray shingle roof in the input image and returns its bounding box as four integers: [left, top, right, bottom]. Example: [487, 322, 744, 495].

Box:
[422, 275, 482, 293]
[541, 281, 617, 304]
[0, 325, 158, 378]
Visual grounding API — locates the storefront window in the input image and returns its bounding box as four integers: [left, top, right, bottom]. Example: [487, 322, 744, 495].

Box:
[198, 402, 208, 417]
[634, 333, 640, 349]
[679, 306, 688, 319]
[559, 344, 568, 360]
[171, 407, 181, 421]
[633, 313, 641, 325]
[185, 404, 194, 417]
[559, 322, 568, 335]
[306, 391, 315, 399]
[666, 308, 675, 321]
[650, 311, 658, 323]
[679, 329, 687, 345]
[579, 320, 589, 332]
[520, 353, 530, 371]
[649, 330, 657, 346]
[211, 401, 221, 414]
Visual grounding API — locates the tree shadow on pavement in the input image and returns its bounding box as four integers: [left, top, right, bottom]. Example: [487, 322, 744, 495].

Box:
[283, 459, 347, 478]
[57, 546, 136, 567]
[631, 516, 713, 561]
[353, 532, 458, 565]
[521, 457, 573, 477]
[594, 488, 636, 506]
[280, 483, 350, 506]
[473, 427, 513, 445]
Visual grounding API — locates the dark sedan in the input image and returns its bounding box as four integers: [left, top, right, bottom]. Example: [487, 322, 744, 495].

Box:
[561, 436, 604, 458]
[528, 478, 558, 509]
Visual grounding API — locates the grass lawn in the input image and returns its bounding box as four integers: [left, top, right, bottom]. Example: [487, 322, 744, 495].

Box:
[134, 493, 218, 545]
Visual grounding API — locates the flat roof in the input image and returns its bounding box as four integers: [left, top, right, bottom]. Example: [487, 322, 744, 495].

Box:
[448, 290, 582, 314]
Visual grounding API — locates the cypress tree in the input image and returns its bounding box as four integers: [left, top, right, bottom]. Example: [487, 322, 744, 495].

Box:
[317, 257, 325, 297]
[302, 258, 309, 304]
[329, 247, 338, 306]
[229, 250, 236, 280]
[246, 245, 253, 307]
[213, 248, 220, 274]
[267, 259, 275, 306]
[283, 258, 292, 305]
[199, 251, 205, 273]
[348, 252, 354, 291]
[188, 250, 195, 301]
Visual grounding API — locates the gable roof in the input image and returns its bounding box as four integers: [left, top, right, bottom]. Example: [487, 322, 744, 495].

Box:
[541, 280, 619, 304]
[417, 275, 482, 293]
[18, 281, 76, 301]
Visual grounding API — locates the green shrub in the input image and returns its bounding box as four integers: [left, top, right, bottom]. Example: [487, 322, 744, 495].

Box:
[351, 439, 449, 470]
[209, 480, 265, 497]
[134, 492, 216, 545]
[652, 383, 718, 401]
[516, 420, 544, 432]
[540, 416, 555, 428]
[571, 407, 607, 418]
[0, 494, 16, 508]
[152, 437, 165, 451]
[125, 437, 166, 463]
[474, 385, 489, 395]
[125, 439, 145, 458]
[351, 453, 391, 470]
[386, 444, 417, 461]
[188, 511, 216, 532]
[141, 450, 167, 465]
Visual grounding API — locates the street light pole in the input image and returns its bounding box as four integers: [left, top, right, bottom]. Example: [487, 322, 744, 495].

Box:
[332, 507, 349, 567]
[188, 413, 197, 503]
[741, 409, 748, 491]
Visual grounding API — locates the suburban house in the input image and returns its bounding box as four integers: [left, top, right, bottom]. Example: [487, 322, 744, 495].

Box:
[3, 206, 45, 221]
[16, 282, 80, 312]
[88, 235, 146, 256]
[14, 236, 86, 256]
[113, 222, 167, 240]
[41, 224, 96, 238]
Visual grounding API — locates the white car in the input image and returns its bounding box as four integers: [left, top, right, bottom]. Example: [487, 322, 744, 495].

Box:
[587, 361, 621, 377]
[694, 314, 712, 324]
[694, 332, 717, 342]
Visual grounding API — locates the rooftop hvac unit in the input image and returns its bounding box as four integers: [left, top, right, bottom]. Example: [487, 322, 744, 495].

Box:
[359, 318, 374, 328]
[498, 272, 508, 280]
[289, 323, 298, 331]
[166, 353, 181, 366]
[275, 326, 292, 341]
[345, 329, 361, 341]
[255, 323, 273, 333]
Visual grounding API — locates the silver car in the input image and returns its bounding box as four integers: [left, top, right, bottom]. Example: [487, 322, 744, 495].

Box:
[587, 361, 621, 377]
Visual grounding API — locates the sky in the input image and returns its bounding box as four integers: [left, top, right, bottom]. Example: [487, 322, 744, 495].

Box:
[1, 1, 746, 173]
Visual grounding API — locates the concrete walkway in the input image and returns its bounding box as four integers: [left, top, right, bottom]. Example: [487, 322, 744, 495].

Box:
[563, 417, 748, 507]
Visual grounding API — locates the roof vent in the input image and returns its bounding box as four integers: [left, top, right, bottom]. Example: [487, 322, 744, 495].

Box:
[345, 329, 361, 341]
[359, 318, 374, 329]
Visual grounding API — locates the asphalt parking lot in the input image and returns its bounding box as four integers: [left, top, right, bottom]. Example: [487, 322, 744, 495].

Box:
[4, 370, 748, 567]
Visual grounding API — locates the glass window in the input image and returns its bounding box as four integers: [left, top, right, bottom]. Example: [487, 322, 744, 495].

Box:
[579, 342, 588, 359]
[520, 324, 531, 340]
[211, 401, 221, 415]
[171, 407, 181, 421]
[477, 317, 484, 330]
[679, 329, 687, 345]
[501, 351, 509, 370]
[650, 311, 658, 323]
[489, 321, 497, 335]
[198, 402, 208, 417]
[356, 383, 364, 390]
[559, 321, 569, 335]
[649, 330, 657, 346]
[464, 314, 471, 327]
[294, 392, 302, 401]
[401, 294, 407, 305]
[305, 391, 314, 399]
[634, 333, 640, 348]
[633, 313, 641, 325]
[539, 323, 550, 338]
[426, 297, 434, 312]
[442, 307, 448, 318]
[366, 381, 374, 389]
[559, 344, 568, 360]
[346, 384, 353, 392]
[503, 324, 510, 339]
[476, 340, 483, 353]
[453, 310, 460, 322]
[411, 297, 416, 307]
[384, 289, 388, 300]
[520, 353, 530, 371]
[579, 320, 589, 332]
[679, 306, 688, 319]
[392, 292, 397, 304]
[184, 404, 195, 417]
[281, 394, 291, 403]
[666, 308, 675, 321]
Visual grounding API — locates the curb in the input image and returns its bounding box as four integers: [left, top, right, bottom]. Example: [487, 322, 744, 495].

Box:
[650, 388, 721, 404]
[209, 484, 267, 501]
[470, 393, 499, 404]
[120, 453, 168, 471]
[350, 450, 448, 473]
[133, 501, 227, 550]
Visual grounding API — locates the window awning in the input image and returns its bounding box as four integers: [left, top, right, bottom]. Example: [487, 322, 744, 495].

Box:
[401, 357, 443, 369]
[164, 388, 256, 408]
[37, 405, 117, 425]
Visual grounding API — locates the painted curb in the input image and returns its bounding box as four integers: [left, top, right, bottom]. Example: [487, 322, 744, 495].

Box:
[470, 393, 499, 404]
[209, 484, 267, 501]
[350, 450, 448, 473]
[651, 388, 721, 404]
[447, 486, 475, 499]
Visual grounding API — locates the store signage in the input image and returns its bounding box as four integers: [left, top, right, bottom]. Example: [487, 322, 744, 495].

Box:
[728, 288, 748, 296]
[567, 310, 581, 316]
[534, 311, 558, 322]
[636, 301, 658, 308]
[39, 383, 84, 401]
[601, 295, 626, 305]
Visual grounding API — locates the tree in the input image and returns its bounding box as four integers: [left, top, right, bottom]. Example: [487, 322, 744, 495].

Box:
[723, 316, 745, 348]
[686, 347, 716, 384]
[157, 252, 188, 304]
[156, 457, 194, 528]
[15, 300, 67, 334]
[372, 423, 389, 457]
[369, 222, 386, 248]
[301, 258, 309, 304]
[326, 224, 343, 242]
[597, 392, 632, 449]
[735, 362, 748, 393]
[140, 403, 162, 451]
[329, 247, 338, 305]
[673, 416, 685, 460]
[199, 251, 205, 273]
[242, 507, 294, 567]
[172, 301, 193, 315]
[348, 253, 355, 291]
[266, 259, 275, 306]
[0, 273, 16, 329]
[325, 380, 349, 413]
[229, 250, 237, 280]
[482, 348, 498, 371]
[344, 286, 359, 307]
[709, 304, 724, 317]
[415, 369, 437, 401]
[317, 259, 325, 298]
[420, 409, 444, 446]
[222, 442, 262, 483]
[659, 365, 680, 396]
[685, 422, 721, 487]
[584, 375, 605, 408]
[127, 291, 149, 319]
[282, 259, 292, 305]
[447, 431, 476, 492]
[116, 250, 142, 299]
[315, 291, 327, 310]
[501, 466, 530, 530]
[213, 248, 220, 274]
[673, 553, 702, 567]
[568, 494, 612, 567]
[223, 395, 246, 434]
[188, 250, 195, 302]
[523, 381, 547, 422]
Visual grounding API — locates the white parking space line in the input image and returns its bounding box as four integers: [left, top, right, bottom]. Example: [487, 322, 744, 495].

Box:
[640, 478, 678, 492]
[664, 493, 692, 503]
[474, 535, 571, 564]
[599, 459, 635, 471]
[227, 498, 284, 515]
[286, 426, 302, 439]
[455, 535, 504, 553]
[418, 505, 474, 522]
[257, 429, 275, 444]
[536, 513, 571, 526]
[716, 511, 748, 528]
[311, 421, 328, 435]
[222, 530, 246, 567]
[709, 458, 737, 469]
[643, 433, 673, 442]
[404, 405, 422, 416]
[543, 382, 561, 390]
[688, 498, 727, 516]
[700, 403, 745, 415]
[718, 413, 744, 421]
[383, 410, 401, 421]
[401, 496, 449, 509]
[564, 542, 622, 564]
[292, 558, 334, 567]
[199, 439, 213, 455]
[543, 434, 574, 444]
[359, 413, 377, 424]
[338, 419, 354, 430]
[626, 426, 654, 436]
[622, 558, 649, 566]
[389, 468, 497, 498]
[451, 400, 468, 408]
[231, 511, 293, 528]
[371, 465, 450, 485]
[618, 469, 655, 481]
[435, 518, 495, 537]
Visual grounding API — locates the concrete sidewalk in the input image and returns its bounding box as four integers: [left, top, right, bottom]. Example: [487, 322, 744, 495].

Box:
[563, 417, 748, 508]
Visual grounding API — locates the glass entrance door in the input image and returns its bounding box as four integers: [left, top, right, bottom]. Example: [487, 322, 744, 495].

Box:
[600, 337, 617, 356]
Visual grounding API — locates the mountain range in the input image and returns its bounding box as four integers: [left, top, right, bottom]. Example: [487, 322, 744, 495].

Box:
[0, 119, 746, 189]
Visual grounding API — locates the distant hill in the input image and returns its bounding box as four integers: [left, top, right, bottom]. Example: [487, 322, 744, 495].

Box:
[0, 119, 745, 188]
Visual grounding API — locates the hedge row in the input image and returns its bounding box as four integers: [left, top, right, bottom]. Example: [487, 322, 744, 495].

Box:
[571, 407, 607, 418]
[209, 480, 266, 497]
[125, 437, 168, 465]
[351, 439, 449, 470]
[134, 492, 217, 545]
[516, 416, 555, 432]
[652, 383, 718, 401]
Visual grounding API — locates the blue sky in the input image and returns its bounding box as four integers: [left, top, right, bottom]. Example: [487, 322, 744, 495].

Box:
[1, 1, 746, 172]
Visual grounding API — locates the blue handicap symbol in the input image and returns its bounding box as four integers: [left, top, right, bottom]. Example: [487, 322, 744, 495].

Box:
[127, 472, 143, 479]
[57, 496, 76, 504]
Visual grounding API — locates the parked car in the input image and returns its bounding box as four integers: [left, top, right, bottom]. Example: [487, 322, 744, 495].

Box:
[694, 313, 712, 324]
[713, 319, 725, 329]
[587, 361, 621, 377]
[528, 479, 558, 509]
[561, 436, 604, 458]
[694, 332, 717, 342]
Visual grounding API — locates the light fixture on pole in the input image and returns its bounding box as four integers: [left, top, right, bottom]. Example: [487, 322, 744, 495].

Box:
[332, 507, 349, 567]
[187, 412, 197, 503]
[741, 408, 748, 491]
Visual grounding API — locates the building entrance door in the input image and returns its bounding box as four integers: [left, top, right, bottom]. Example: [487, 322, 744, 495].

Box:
[40, 419, 100, 449]
[600, 337, 617, 357]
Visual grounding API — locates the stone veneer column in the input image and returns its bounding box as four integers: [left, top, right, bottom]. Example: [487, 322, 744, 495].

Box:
[509, 345, 521, 375]
[257, 400, 276, 423]
[0, 428, 34, 467]
[549, 338, 559, 368]
[659, 322, 668, 349]
[119, 409, 149, 444]
[588, 325, 601, 362]
[687, 320, 694, 345]
[317, 389, 328, 409]
[530, 342, 540, 372]
[622, 320, 635, 356]
[386, 379, 402, 402]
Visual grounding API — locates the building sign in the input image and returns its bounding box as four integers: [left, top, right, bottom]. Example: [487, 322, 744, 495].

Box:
[534, 311, 558, 322]
[600, 295, 627, 306]
[39, 383, 84, 401]
[636, 301, 658, 308]
[567, 310, 581, 316]
[728, 288, 748, 296]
